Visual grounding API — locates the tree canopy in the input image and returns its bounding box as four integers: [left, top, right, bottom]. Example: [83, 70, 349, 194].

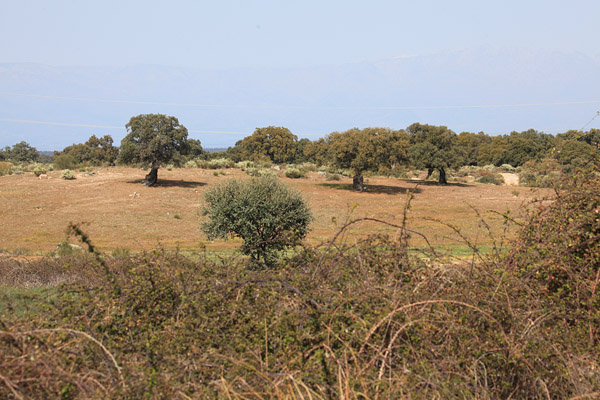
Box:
[407, 123, 464, 184]
[58, 135, 119, 166]
[457, 132, 491, 166]
[325, 127, 409, 190]
[1, 141, 40, 163]
[118, 114, 190, 186]
[231, 126, 298, 164]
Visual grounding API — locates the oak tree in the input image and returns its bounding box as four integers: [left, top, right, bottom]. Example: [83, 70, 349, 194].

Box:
[326, 127, 409, 191]
[118, 114, 189, 186]
[407, 123, 463, 184]
[232, 126, 298, 163]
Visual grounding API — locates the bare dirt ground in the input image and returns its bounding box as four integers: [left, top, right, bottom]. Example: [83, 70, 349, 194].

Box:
[500, 173, 520, 186]
[0, 167, 548, 254]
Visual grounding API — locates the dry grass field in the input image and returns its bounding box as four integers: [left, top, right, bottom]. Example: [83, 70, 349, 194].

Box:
[0, 167, 549, 254]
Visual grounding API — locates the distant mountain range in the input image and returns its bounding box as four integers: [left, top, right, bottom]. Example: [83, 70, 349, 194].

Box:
[1, 46, 599, 150]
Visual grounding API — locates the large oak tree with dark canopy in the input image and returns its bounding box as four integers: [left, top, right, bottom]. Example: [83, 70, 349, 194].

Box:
[407, 123, 464, 185]
[230, 126, 298, 163]
[326, 127, 409, 191]
[118, 114, 190, 186]
[58, 134, 119, 166]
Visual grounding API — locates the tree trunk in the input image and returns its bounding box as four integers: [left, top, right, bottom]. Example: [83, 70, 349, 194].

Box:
[353, 175, 365, 191]
[438, 167, 447, 185]
[144, 167, 158, 186]
[426, 167, 434, 179]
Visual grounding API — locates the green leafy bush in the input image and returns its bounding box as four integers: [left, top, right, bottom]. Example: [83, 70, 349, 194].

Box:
[324, 172, 341, 181]
[243, 167, 277, 178]
[499, 163, 516, 172]
[10, 165, 24, 175]
[284, 167, 305, 178]
[54, 154, 77, 170]
[201, 175, 312, 266]
[0, 161, 12, 175]
[299, 162, 317, 172]
[196, 158, 235, 169]
[33, 165, 47, 177]
[475, 170, 505, 185]
[183, 160, 196, 168]
[235, 160, 255, 170]
[61, 169, 76, 180]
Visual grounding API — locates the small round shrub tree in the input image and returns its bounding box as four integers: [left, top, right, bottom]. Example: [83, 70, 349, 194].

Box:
[61, 169, 76, 180]
[201, 175, 312, 267]
[33, 165, 47, 177]
[284, 167, 305, 179]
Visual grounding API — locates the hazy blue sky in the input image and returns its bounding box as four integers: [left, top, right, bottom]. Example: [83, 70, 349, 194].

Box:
[1, 1, 599, 149]
[2, 0, 599, 68]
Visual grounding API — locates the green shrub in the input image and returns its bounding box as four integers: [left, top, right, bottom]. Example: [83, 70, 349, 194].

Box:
[61, 169, 76, 180]
[33, 165, 47, 177]
[197, 158, 235, 169]
[299, 162, 317, 172]
[54, 154, 76, 170]
[519, 158, 562, 187]
[0, 161, 12, 175]
[54, 241, 84, 257]
[244, 167, 277, 178]
[284, 167, 305, 178]
[325, 172, 341, 181]
[183, 160, 196, 169]
[235, 160, 255, 170]
[499, 163, 516, 172]
[201, 175, 312, 266]
[476, 170, 504, 185]
[10, 165, 24, 175]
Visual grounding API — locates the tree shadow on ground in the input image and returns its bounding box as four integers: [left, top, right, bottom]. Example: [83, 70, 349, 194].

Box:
[126, 179, 207, 188]
[401, 179, 472, 188]
[318, 183, 422, 195]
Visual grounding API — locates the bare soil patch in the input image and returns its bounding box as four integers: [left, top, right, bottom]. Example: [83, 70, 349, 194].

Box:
[500, 172, 520, 186]
[0, 167, 548, 253]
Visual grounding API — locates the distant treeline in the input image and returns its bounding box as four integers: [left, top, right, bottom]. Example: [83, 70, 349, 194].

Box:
[2, 123, 599, 184]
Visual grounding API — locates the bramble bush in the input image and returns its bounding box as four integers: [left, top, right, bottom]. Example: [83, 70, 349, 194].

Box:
[507, 172, 600, 341]
[519, 158, 563, 187]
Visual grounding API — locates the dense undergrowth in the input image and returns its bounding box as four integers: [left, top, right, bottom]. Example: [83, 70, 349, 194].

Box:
[2, 175, 600, 399]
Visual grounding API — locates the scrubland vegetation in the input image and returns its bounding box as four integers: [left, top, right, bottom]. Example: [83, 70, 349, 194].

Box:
[1, 116, 600, 398]
[1, 169, 599, 398]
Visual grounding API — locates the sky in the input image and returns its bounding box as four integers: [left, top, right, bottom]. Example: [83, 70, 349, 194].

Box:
[1, 0, 600, 149]
[2, 0, 599, 68]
